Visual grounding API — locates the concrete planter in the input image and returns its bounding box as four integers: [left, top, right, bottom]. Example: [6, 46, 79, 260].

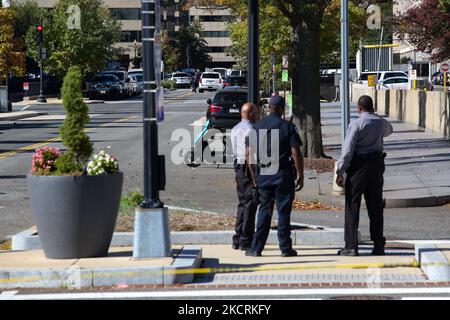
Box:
[27, 173, 123, 259]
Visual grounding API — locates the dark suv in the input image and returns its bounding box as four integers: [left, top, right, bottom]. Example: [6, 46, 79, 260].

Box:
[87, 74, 121, 100]
[206, 88, 248, 131]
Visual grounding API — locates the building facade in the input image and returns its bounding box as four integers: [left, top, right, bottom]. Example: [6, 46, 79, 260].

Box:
[30, 0, 235, 69]
[188, 5, 234, 68]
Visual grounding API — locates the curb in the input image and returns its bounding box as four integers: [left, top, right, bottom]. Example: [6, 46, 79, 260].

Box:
[415, 244, 450, 281]
[11, 227, 347, 251]
[0, 246, 202, 289]
[12, 99, 104, 107]
[385, 195, 450, 208]
[0, 111, 47, 121]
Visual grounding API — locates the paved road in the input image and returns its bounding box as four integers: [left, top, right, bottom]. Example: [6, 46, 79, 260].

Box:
[1, 90, 449, 241]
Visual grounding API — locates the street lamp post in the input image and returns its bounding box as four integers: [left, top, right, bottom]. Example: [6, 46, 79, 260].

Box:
[340, 0, 350, 144]
[133, 0, 171, 259]
[248, 0, 259, 105]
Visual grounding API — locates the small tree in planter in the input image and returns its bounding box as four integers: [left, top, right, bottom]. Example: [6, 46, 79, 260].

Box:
[27, 66, 123, 259]
[55, 66, 93, 174]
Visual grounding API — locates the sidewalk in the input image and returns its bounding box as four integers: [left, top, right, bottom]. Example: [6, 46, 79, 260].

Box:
[12, 97, 104, 108]
[302, 103, 450, 208]
[2, 241, 450, 289]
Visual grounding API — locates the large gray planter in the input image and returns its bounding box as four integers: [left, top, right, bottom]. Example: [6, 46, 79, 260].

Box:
[27, 173, 123, 259]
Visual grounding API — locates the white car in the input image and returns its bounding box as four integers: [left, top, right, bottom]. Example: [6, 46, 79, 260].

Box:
[198, 72, 223, 92]
[211, 68, 229, 79]
[376, 77, 409, 90]
[358, 71, 408, 86]
[170, 72, 191, 89]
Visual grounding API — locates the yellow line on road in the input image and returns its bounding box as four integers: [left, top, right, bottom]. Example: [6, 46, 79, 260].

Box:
[0, 115, 137, 161]
[164, 91, 194, 101]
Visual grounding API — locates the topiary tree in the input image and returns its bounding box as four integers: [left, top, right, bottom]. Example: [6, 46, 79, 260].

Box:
[55, 66, 93, 174]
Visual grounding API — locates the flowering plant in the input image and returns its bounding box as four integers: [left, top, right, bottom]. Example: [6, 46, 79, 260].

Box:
[86, 150, 119, 175]
[31, 147, 62, 175]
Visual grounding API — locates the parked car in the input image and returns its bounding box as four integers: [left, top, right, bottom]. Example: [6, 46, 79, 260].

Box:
[199, 72, 223, 93]
[128, 68, 142, 78]
[228, 70, 243, 77]
[358, 71, 408, 86]
[211, 68, 229, 79]
[87, 74, 122, 100]
[128, 74, 143, 95]
[376, 77, 409, 90]
[223, 76, 247, 88]
[100, 70, 132, 98]
[206, 88, 248, 130]
[170, 72, 191, 89]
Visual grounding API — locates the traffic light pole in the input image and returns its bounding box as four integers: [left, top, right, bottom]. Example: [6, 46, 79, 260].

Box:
[248, 0, 259, 105]
[37, 21, 46, 103]
[133, 0, 170, 259]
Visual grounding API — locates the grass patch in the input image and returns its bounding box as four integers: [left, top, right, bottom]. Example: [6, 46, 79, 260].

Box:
[119, 189, 144, 215]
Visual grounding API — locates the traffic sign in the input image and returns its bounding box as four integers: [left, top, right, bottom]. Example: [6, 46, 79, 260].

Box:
[282, 70, 289, 82]
[23, 82, 29, 91]
[367, 74, 377, 87]
[440, 63, 449, 73]
[410, 69, 417, 80]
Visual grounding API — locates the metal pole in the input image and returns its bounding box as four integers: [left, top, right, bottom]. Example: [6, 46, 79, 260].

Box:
[376, 26, 384, 84]
[141, 0, 162, 209]
[340, 0, 350, 144]
[248, 0, 259, 105]
[37, 19, 46, 103]
[271, 51, 276, 94]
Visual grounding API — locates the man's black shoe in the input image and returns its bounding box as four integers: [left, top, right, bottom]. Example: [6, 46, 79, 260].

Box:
[245, 249, 261, 257]
[337, 248, 359, 256]
[232, 244, 239, 250]
[372, 246, 385, 256]
[281, 249, 298, 257]
[239, 246, 250, 251]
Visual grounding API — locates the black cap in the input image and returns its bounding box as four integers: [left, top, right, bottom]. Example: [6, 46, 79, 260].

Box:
[269, 95, 285, 109]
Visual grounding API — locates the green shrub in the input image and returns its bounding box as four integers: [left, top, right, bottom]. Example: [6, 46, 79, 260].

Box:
[161, 79, 176, 90]
[119, 190, 144, 212]
[55, 66, 93, 174]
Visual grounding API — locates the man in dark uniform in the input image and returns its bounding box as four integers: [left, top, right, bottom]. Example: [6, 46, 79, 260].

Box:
[336, 95, 393, 256]
[245, 96, 304, 257]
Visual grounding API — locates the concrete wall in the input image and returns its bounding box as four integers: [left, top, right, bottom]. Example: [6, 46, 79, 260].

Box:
[351, 84, 450, 138]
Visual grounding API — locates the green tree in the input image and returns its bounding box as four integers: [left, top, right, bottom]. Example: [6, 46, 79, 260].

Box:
[10, 0, 44, 40]
[162, 31, 181, 72]
[55, 66, 93, 174]
[26, 0, 121, 78]
[176, 20, 211, 70]
[0, 7, 25, 83]
[396, 0, 450, 62]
